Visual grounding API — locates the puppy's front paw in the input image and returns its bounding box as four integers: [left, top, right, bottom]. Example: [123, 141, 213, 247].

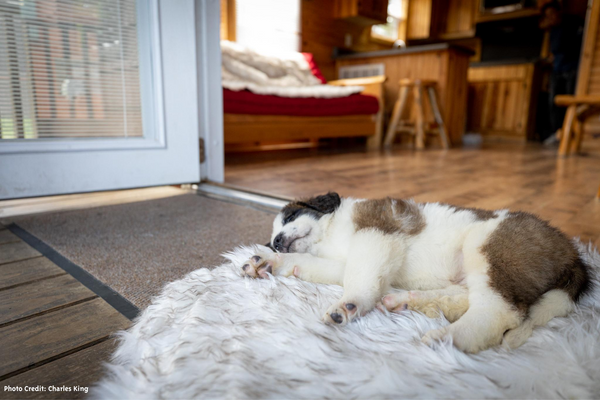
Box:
[323, 300, 361, 326]
[241, 253, 279, 279]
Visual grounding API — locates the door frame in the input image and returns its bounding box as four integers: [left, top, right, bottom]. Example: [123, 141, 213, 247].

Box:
[197, 0, 225, 183]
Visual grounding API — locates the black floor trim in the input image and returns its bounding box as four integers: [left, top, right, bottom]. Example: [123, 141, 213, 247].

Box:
[7, 224, 140, 320]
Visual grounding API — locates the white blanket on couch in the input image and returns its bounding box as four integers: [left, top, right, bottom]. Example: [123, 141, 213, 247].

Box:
[94, 242, 600, 399]
[221, 41, 363, 98]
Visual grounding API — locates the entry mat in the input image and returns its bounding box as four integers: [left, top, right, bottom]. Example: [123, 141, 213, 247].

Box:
[9, 193, 276, 310]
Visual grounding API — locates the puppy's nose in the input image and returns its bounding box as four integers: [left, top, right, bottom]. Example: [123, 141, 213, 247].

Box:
[330, 312, 343, 324]
[273, 233, 284, 252]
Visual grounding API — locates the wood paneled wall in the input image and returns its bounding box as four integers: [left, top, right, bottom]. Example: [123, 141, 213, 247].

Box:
[336, 47, 471, 144]
[301, 0, 389, 81]
[406, 0, 434, 40]
[467, 63, 539, 139]
[444, 0, 477, 37]
[406, 0, 477, 41]
[220, 0, 236, 41]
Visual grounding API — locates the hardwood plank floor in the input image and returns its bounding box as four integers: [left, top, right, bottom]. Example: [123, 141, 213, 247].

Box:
[0, 242, 41, 265]
[0, 339, 116, 399]
[225, 143, 600, 246]
[0, 298, 127, 377]
[0, 228, 130, 398]
[0, 258, 66, 290]
[0, 341, 116, 400]
[0, 275, 96, 325]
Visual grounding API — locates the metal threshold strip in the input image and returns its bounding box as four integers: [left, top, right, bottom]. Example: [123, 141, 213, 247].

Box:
[192, 183, 290, 212]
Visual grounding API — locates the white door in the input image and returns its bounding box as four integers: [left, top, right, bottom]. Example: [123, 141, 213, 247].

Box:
[0, 0, 223, 200]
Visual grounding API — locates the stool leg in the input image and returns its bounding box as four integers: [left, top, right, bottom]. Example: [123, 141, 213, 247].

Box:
[427, 86, 450, 149]
[558, 105, 576, 157]
[413, 84, 425, 150]
[384, 86, 409, 147]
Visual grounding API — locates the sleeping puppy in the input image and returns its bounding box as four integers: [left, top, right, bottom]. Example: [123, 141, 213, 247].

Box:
[241, 192, 591, 353]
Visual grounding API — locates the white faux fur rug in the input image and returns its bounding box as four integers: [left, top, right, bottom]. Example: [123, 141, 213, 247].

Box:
[94, 243, 600, 399]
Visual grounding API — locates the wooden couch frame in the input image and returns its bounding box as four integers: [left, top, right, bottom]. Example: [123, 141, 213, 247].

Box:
[556, 0, 600, 156]
[224, 76, 386, 151]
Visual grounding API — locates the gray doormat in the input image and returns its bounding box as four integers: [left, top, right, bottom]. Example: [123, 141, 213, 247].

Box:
[10, 193, 276, 309]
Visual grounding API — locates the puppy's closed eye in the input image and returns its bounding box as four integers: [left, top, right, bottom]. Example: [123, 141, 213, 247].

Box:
[283, 213, 297, 225]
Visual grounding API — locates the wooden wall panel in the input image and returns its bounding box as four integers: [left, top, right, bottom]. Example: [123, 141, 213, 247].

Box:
[220, 0, 236, 41]
[336, 47, 470, 144]
[445, 0, 476, 34]
[406, 0, 433, 40]
[467, 63, 538, 138]
[334, 0, 387, 24]
[406, 0, 477, 41]
[301, 0, 388, 81]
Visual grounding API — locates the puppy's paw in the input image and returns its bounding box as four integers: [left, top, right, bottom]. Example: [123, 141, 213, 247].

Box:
[382, 290, 412, 313]
[323, 300, 362, 326]
[241, 253, 281, 279]
[502, 325, 533, 350]
[382, 291, 441, 319]
[421, 327, 449, 346]
[423, 325, 496, 353]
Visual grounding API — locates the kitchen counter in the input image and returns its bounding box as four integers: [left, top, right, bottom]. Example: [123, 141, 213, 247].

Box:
[469, 58, 541, 68]
[335, 43, 474, 61]
[335, 44, 472, 145]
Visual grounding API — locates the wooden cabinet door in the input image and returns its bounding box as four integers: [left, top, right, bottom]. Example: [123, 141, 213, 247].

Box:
[334, 0, 387, 24]
[406, 0, 433, 39]
[358, 0, 388, 23]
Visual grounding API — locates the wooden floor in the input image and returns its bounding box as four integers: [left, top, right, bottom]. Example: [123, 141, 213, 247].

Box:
[0, 224, 130, 399]
[226, 143, 600, 247]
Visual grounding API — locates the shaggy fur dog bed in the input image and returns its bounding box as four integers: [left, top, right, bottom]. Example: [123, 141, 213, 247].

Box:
[94, 243, 600, 399]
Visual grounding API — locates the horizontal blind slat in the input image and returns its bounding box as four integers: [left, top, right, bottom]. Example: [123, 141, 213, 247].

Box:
[0, 0, 143, 140]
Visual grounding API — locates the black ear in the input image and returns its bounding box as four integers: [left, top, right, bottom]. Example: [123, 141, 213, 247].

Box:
[302, 192, 341, 215]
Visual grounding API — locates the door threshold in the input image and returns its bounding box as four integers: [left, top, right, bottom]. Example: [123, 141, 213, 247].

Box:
[192, 183, 289, 212]
[0, 186, 187, 220]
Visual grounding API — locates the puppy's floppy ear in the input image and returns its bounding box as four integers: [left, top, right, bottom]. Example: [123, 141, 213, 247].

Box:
[302, 192, 341, 215]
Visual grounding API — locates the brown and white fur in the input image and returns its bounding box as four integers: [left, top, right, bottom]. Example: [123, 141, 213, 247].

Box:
[241, 193, 591, 353]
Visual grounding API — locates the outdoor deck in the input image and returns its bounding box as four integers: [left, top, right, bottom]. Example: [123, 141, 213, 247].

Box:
[0, 224, 131, 399]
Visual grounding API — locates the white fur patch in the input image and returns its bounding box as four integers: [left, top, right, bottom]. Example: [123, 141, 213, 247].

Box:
[93, 243, 600, 399]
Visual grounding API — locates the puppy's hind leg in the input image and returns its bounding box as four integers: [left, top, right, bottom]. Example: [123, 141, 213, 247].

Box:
[423, 228, 523, 353]
[323, 230, 399, 325]
[382, 285, 469, 322]
[502, 289, 574, 349]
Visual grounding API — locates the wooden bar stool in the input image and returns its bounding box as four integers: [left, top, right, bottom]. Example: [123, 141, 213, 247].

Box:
[384, 79, 450, 150]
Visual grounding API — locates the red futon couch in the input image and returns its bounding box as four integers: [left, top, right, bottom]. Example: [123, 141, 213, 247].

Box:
[223, 53, 385, 151]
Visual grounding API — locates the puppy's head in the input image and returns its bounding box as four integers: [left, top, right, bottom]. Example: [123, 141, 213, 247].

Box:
[270, 192, 341, 253]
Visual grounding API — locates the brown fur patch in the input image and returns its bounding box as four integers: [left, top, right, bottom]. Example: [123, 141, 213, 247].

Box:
[353, 198, 425, 236]
[482, 212, 591, 313]
[450, 205, 497, 221]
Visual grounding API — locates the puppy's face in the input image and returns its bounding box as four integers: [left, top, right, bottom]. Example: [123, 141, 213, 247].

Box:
[270, 192, 341, 253]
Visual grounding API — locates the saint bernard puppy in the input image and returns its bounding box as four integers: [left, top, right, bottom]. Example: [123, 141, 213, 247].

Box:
[241, 192, 591, 353]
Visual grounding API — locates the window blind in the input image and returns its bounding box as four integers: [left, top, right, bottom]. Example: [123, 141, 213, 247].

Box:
[235, 0, 300, 54]
[0, 0, 143, 140]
